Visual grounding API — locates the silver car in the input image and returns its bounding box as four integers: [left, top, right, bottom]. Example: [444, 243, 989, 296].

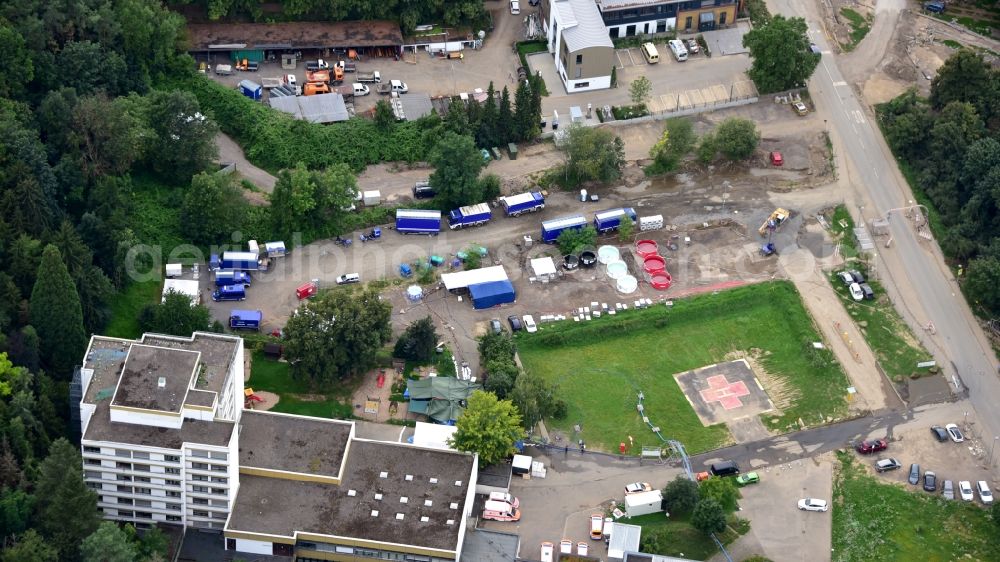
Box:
[942, 480, 954, 500]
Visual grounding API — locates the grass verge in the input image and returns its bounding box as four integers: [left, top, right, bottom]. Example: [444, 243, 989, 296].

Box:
[517, 281, 850, 454]
[832, 451, 1000, 562]
[827, 266, 933, 379]
[105, 279, 162, 339]
[624, 511, 747, 559]
[248, 351, 354, 418]
[839, 8, 872, 52]
[827, 205, 859, 258]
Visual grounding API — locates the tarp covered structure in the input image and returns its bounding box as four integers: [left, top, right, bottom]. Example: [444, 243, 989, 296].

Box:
[269, 93, 350, 123]
[441, 265, 508, 292]
[530, 257, 557, 279]
[162, 279, 199, 305]
[406, 378, 481, 424]
[469, 280, 516, 309]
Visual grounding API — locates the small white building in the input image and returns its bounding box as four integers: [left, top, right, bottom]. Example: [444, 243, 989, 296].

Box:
[624, 489, 663, 517]
[530, 257, 558, 281]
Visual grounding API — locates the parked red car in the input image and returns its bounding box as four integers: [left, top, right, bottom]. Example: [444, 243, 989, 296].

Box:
[769, 151, 783, 166]
[856, 439, 888, 455]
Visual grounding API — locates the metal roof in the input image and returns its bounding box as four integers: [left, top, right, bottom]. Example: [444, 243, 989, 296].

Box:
[542, 215, 588, 230]
[441, 265, 508, 291]
[553, 0, 614, 52]
[397, 93, 434, 121]
[607, 522, 643, 560]
[397, 209, 442, 219]
[501, 192, 543, 207]
[595, 207, 636, 220]
[269, 93, 350, 124]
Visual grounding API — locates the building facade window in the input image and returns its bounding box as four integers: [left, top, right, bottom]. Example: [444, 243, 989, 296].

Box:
[165, 467, 180, 475]
[84, 446, 100, 454]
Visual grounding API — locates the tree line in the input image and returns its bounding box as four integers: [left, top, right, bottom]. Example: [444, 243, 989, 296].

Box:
[878, 50, 1000, 314]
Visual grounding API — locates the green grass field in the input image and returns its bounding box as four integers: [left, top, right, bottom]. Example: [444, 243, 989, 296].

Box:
[832, 452, 1000, 562]
[517, 282, 850, 454]
[840, 8, 872, 52]
[248, 351, 354, 418]
[828, 269, 933, 379]
[105, 279, 162, 339]
[623, 511, 746, 560]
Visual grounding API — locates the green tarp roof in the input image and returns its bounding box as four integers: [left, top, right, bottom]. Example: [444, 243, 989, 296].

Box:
[406, 378, 481, 423]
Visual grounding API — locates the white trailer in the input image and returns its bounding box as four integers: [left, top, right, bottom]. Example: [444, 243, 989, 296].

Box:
[624, 490, 663, 517]
[363, 190, 381, 206]
[639, 214, 664, 231]
[165, 263, 182, 278]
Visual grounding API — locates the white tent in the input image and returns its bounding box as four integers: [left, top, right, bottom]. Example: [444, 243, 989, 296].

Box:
[162, 279, 200, 305]
[530, 257, 557, 280]
[441, 265, 508, 292]
[411, 421, 458, 450]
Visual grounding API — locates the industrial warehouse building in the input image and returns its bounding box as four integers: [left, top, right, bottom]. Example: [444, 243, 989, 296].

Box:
[76, 332, 478, 561]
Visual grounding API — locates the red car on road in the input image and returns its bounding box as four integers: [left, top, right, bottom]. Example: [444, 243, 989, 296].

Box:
[856, 439, 888, 455]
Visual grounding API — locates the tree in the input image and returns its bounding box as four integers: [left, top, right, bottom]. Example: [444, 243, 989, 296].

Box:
[509, 371, 565, 429]
[649, 118, 697, 173]
[30, 245, 87, 377]
[498, 86, 513, 144]
[181, 172, 248, 245]
[478, 82, 499, 148]
[478, 331, 516, 364]
[443, 99, 471, 136]
[663, 476, 700, 514]
[428, 132, 488, 210]
[81, 522, 139, 562]
[59, 41, 128, 97]
[563, 126, 626, 184]
[557, 226, 597, 255]
[374, 99, 396, 131]
[930, 50, 998, 124]
[283, 289, 392, 384]
[742, 15, 819, 94]
[992, 501, 1000, 530]
[714, 118, 760, 161]
[697, 132, 717, 163]
[964, 256, 1000, 311]
[448, 390, 525, 466]
[0, 487, 35, 538]
[691, 498, 727, 534]
[513, 77, 539, 142]
[71, 95, 148, 179]
[639, 526, 669, 554]
[35, 439, 100, 558]
[699, 476, 740, 511]
[618, 216, 635, 243]
[483, 360, 519, 399]
[393, 316, 438, 363]
[630, 76, 652, 106]
[139, 291, 214, 337]
[2, 529, 59, 562]
[144, 90, 218, 184]
[270, 163, 357, 237]
[0, 24, 34, 100]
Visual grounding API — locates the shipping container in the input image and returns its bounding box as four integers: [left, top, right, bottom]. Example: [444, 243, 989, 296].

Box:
[540, 215, 587, 243]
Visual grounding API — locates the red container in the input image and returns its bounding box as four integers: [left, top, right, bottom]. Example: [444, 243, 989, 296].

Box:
[643, 255, 666, 274]
[650, 272, 673, 290]
[296, 282, 318, 300]
[635, 239, 658, 258]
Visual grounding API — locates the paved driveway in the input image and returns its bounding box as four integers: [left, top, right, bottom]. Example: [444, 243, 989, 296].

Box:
[699, 22, 751, 56]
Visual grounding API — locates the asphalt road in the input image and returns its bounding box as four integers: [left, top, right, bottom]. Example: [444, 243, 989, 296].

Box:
[769, 0, 1000, 454]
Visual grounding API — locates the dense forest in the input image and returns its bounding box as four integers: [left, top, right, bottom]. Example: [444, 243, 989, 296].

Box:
[167, 0, 488, 31]
[878, 50, 1000, 315]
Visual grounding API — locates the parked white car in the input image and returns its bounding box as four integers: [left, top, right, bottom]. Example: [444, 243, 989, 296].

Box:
[977, 481, 993, 504]
[522, 314, 537, 333]
[797, 498, 828, 512]
[625, 482, 652, 495]
[849, 282, 864, 301]
[959, 480, 975, 501]
[510, 0, 520, 14]
[945, 423, 964, 443]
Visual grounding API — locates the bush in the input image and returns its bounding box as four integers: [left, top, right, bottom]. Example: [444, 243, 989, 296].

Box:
[612, 104, 649, 120]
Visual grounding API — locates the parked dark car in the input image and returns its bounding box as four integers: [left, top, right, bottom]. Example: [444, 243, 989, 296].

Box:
[859, 283, 875, 300]
[489, 318, 503, 335]
[856, 439, 888, 455]
[508, 315, 522, 332]
[923, 471, 937, 492]
[848, 270, 865, 284]
[908, 463, 921, 485]
[924, 1, 945, 13]
[930, 425, 949, 442]
[874, 458, 902, 473]
[412, 181, 436, 199]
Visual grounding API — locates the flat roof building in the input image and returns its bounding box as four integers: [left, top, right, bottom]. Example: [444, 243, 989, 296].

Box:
[596, 0, 741, 38]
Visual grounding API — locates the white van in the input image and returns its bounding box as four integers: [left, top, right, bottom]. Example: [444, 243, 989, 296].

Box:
[489, 491, 520, 509]
[510, 0, 520, 14]
[640, 42, 659, 64]
[482, 500, 521, 521]
[353, 83, 370, 96]
[336, 273, 360, 285]
[668, 39, 688, 62]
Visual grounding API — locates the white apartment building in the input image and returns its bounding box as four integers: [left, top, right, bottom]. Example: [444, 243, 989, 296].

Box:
[78, 332, 244, 530]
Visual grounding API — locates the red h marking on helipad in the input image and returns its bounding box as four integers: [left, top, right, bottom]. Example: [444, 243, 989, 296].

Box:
[699, 374, 750, 410]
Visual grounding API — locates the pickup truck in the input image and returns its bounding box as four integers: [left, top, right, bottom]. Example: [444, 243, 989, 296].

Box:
[261, 77, 282, 88]
[305, 59, 330, 71]
[376, 79, 409, 95]
[336, 60, 357, 73]
[356, 70, 382, 83]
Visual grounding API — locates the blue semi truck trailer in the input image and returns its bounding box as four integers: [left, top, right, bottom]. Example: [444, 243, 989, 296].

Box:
[221, 251, 260, 271]
[499, 192, 545, 216]
[396, 209, 442, 235]
[593, 207, 637, 234]
[448, 203, 492, 230]
[215, 270, 252, 287]
[229, 309, 262, 330]
[541, 215, 588, 243]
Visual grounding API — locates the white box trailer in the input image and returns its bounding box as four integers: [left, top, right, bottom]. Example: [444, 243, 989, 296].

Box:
[511, 454, 532, 475]
[624, 490, 663, 517]
[165, 263, 182, 278]
[363, 190, 381, 206]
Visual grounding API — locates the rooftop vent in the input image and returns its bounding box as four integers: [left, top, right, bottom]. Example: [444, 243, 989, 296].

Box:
[420, 516, 430, 522]
[405, 474, 413, 481]
[450, 502, 459, 510]
[446, 519, 455, 525]
[395, 513, 405, 520]
[424, 499, 433, 507]
[379, 471, 388, 479]
[429, 477, 438, 484]
[157, 377, 166, 388]
[400, 496, 408, 504]
[375, 493, 383, 501]
[347, 489, 357, 497]
[371, 510, 379, 517]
